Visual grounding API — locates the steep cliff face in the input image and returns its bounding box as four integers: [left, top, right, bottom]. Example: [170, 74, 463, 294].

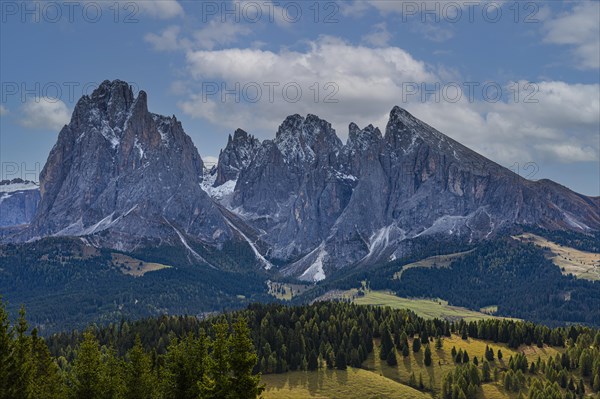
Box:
[5, 81, 598, 280]
[28, 80, 232, 251]
[214, 129, 260, 186]
[229, 114, 352, 260]
[0, 179, 40, 227]
[221, 107, 600, 280]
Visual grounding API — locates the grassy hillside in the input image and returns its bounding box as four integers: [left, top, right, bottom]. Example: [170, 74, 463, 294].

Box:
[366, 335, 562, 398]
[262, 334, 566, 399]
[513, 233, 600, 280]
[262, 367, 430, 399]
[392, 250, 473, 280]
[353, 290, 504, 322]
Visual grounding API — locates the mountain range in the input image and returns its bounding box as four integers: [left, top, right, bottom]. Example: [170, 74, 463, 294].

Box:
[2, 79, 599, 282]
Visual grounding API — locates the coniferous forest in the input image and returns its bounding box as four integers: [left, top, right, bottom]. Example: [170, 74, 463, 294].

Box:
[3, 299, 600, 399]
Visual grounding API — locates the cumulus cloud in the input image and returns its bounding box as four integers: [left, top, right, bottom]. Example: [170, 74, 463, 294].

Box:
[145, 26, 190, 52]
[408, 81, 600, 164]
[543, 2, 600, 69]
[361, 23, 392, 47]
[193, 20, 252, 50]
[145, 21, 251, 52]
[136, 0, 183, 19]
[180, 36, 436, 130]
[19, 98, 70, 131]
[175, 37, 599, 166]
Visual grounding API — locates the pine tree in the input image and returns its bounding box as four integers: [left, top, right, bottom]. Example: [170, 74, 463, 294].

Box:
[124, 335, 156, 399]
[308, 350, 318, 371]
[424, 345, 432, 367]
[101, 347, 125, 399]
[229, 318, 265, 399]
[202, 321, 231, 399]
[402, 343, 409, 358]
[435, 336, 443, 350]
[162, 332, 208, 399]
[386, 348, 397, 366]
[412, 338, 421, 353]
[497, 349, 503, 360]
[0, 298, 15, 399]
[482, 360, 491, 382]
[12, 306, 32, 399]
[336, 351, 347, 370]
[70, 330, 104, 399]
[29, 328, 66, 399]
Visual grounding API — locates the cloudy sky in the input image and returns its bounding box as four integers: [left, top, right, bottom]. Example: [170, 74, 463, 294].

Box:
[1, 0, 599, 195]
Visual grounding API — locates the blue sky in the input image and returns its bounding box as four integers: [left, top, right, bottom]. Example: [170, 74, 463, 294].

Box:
[1, 0, 599, 195]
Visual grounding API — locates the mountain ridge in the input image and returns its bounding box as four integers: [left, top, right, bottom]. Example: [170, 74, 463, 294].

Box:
[2, 80, 598, 282]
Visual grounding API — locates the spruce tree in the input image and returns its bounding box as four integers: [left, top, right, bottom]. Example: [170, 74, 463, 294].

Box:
[124, 335, 156, 399]
[386, 348, 397, 367]
[482, 360, 491, 382]
[29, 328, 66, 399]
[412, 338, 421, 353]
[70, 330, 104, 399]
[402, 343, 409, 358]
[229, 318, 265, 399]
[424, 345, 432, 367]
[0, 298, 14, 399]
[202, 322, 231, 399]
[162, 332, 208, 399]
[336, 351, 347, 370]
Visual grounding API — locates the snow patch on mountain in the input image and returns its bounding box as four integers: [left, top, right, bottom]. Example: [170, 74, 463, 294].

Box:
[0, 181, 39, 193]
[299, 247, 327, 282]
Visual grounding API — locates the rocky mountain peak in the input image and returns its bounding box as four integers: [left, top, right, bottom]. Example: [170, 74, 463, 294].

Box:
[275, 114, 304, 138]
[347, 123, 383, 150]
[215, 128, 260, 186]
[26, 79, 231, 252]
[232, 128, 252, 142]
[273, 113, 342, 165]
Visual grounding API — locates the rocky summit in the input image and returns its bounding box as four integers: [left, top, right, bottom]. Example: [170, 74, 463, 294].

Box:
[3, 81, 599, 281]
[24, 80, 233, 254]
[215, 107, 600, 281]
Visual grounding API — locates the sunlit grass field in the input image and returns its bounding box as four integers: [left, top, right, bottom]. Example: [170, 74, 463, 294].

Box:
[353, 290, 505, 322]
[262, 334, 563, 399]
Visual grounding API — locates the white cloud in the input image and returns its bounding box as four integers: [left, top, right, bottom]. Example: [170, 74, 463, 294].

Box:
[361, 23, 392, 47]
[175, 37, 599, 166]
[145, 26, 190, 52]
[180, 36, 436, 130]
[136, 0, 183, 19]
[19, 98, 70, 131]
[145, 21, 251, 52]
[193, 20, 252, 50]
[203, 155, 219, 166]
[408, 81, 600, 164]
[411, 22, 454, 43]
[0, 105, 7, 116]
[543, 2, 600, 69]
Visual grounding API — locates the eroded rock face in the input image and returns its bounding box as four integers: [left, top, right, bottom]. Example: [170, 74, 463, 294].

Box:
[5, 80, 598, 279]
[219, 106, 600, 280]
[230, 114, 352, 260]
[0, 179, 40, 227]
[28, 80, 231, 250]
[214, 129, 260, 186]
